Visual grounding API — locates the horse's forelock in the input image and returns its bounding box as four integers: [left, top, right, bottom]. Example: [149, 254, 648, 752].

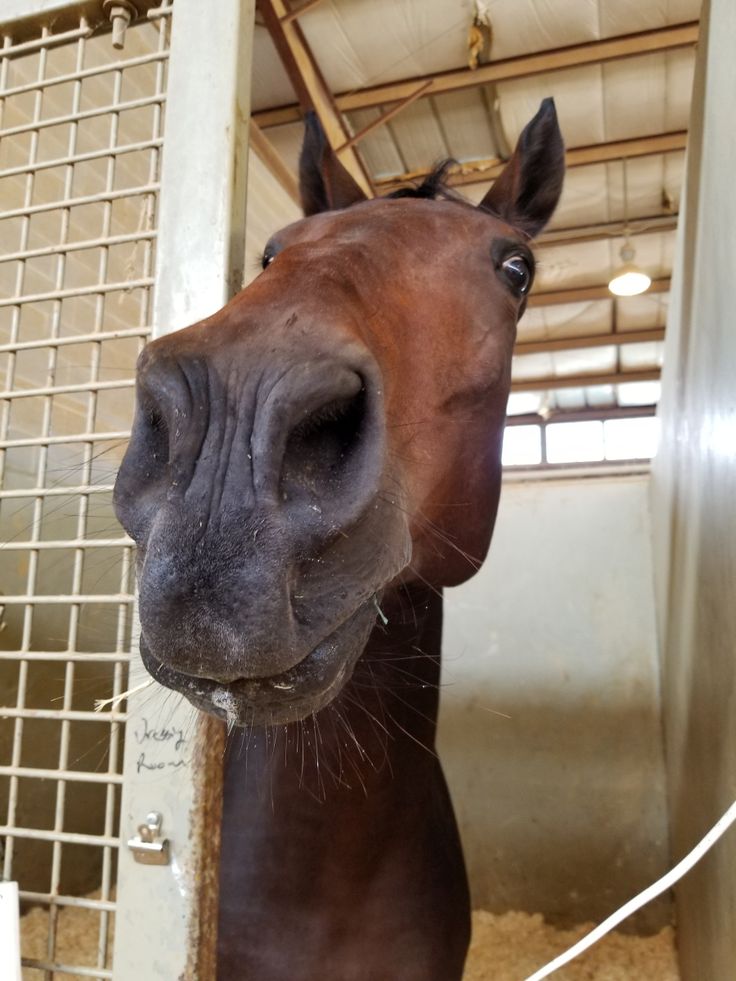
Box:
[385, 159, 460, 202]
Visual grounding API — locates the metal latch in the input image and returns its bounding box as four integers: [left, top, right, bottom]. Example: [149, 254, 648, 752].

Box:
[127, 811, 170, 865]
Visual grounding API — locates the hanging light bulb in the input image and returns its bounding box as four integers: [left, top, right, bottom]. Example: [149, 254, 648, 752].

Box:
[608, 242, 651, 296]
[608, 158, 651, 297]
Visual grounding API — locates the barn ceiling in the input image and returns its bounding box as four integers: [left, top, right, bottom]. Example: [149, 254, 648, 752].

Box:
[248, 0, 702, 420]
[0, 0, 702, 430]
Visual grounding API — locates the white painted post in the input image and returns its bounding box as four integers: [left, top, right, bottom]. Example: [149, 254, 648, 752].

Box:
[151, 4, 253, 327]
[113, 1, 254, 977]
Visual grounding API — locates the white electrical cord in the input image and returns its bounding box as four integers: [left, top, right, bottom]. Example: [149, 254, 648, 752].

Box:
[524, 798, 736, 981]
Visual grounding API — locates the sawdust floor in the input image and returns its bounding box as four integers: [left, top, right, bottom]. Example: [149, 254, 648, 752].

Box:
[20, 900, 113, 979]
[20, 903, 679, 980]
[465, 910, 679, 980]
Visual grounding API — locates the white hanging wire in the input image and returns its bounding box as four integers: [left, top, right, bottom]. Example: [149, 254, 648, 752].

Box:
[524, 797, 736, 981]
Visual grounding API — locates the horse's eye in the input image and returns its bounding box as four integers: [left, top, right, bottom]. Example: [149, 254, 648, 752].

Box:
[501, 254, 531, 295]
[262, 241, 283, 270]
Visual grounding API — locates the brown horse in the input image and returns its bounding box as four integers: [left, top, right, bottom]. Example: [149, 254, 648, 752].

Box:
[114, 99, 564, 980]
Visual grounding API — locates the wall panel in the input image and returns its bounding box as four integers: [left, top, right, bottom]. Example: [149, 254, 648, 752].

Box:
[651, 0, 736, 976]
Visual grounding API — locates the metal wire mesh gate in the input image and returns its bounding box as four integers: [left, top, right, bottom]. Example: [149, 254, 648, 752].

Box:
[0, 5, 171, 976]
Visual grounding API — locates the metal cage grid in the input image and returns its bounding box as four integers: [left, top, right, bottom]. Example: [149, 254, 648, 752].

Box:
[0, 4, 171, 977]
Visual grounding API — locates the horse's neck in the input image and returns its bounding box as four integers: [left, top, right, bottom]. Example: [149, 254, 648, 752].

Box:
[333, 583, 445, 773]
[218, 586, 471, 978]
[220, 583, 444, 838]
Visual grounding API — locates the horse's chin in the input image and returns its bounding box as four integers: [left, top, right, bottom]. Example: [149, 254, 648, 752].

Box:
[138, 598, 378, 727]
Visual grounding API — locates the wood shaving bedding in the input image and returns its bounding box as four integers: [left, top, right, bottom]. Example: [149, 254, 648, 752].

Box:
[20, 899, 113, 980]
[464, 910, 679, 981]
[20, 899, 678, 979]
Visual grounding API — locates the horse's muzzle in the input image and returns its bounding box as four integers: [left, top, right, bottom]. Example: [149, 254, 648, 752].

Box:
[114, 326, 411, 722]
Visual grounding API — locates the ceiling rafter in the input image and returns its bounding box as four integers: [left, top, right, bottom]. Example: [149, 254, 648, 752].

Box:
[256, 0, 373, 195]
[505, 405, 657, 426]
[374, 131, 688, 192]
[515, 327, 665, 356]
[528, 277, 669, 308]
[249, 121, 301, 206]
[510, 368, 661, 393]
[281, 0, 327, 24]
[253, 22, 699, 129]
[537, 214, 678, 247]
[337, 82, 433, 152]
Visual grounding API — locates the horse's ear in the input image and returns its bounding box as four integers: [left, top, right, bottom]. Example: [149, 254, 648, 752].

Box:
[478, 98, 564, 238]
[299, 111, 368, 216]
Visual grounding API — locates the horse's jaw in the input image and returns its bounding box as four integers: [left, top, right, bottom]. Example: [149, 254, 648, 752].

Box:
[137, 595, 379, 727]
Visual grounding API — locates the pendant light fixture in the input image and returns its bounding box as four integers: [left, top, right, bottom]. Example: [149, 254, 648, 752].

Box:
[608, 159, 651, 297]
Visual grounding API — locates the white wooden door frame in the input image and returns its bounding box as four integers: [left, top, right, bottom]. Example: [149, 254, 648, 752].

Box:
[0, 0, 254, 976]
[112, 0, 254, 977]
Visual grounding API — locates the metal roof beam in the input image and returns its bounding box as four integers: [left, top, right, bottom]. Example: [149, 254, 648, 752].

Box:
[510, 368, 661, 393]
[375, 131, 688, 192]
[249, 120, 301, 205]
[337, 82, 433, 151]
[506, 405, 657, 425]
[281, 0, 327, 24]
[256, 0, 373, 195]
[253, 22, 699, 128]
[537, 214, 678, 247]
[515, 327, 665, 356]
[528, 278, 670, 308]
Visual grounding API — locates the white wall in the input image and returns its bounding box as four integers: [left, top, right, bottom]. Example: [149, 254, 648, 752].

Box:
[243, 149, 301, 285]
[438, 473, 670, 931]
[651, 1, 736, 975]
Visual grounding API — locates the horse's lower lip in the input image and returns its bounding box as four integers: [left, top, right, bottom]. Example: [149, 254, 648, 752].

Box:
[139, 598, 377, 726]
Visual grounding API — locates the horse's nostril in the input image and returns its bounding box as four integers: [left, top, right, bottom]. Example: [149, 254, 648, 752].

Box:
[145, 405, 170, 463]
[114, 388, 174, 541]
[281, 388, 366, 504]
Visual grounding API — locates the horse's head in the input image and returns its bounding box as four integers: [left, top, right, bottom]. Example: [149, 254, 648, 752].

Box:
[114, 100, 564, 726]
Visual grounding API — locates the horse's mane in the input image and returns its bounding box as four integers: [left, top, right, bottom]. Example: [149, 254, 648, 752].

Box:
[385, 160, 461, 203]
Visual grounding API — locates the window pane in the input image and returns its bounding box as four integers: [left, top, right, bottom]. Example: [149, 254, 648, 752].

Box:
[506, 392, 543, 416]
[502, 425, 542, 466]
[546, 421, 604, 463]
[604, 417, 660, 460]
[617, 381, 662, 406]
